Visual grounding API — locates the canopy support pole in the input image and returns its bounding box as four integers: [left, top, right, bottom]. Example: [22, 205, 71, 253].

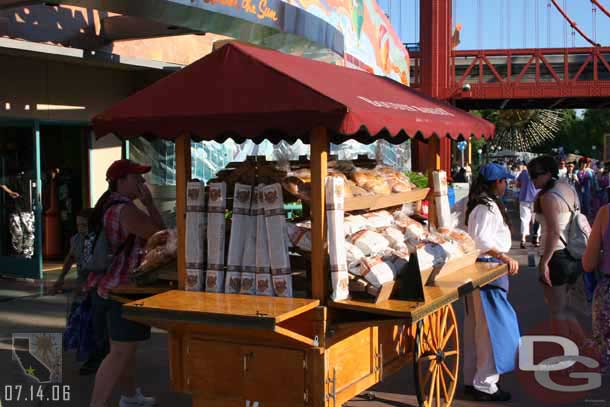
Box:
[176, 133, 191, 290]
[310, 126, 328, 302]
[427, 136, 441, 228]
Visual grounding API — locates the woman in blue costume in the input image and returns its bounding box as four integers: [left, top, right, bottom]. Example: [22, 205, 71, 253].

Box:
[463, 163, 521, 402]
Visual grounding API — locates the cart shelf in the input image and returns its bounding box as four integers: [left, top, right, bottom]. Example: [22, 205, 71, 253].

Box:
[343, 188, 430, 212]
[330, 262, 506, 323]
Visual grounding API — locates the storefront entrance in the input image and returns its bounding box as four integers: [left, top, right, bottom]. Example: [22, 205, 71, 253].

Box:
[0, 121, 88, 279]
[0, 122, 42, 279]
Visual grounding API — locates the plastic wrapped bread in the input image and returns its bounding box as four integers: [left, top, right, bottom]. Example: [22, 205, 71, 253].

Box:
[205, 182, 227, 293]
[394, 212, 427, 240]
[240, 186, 258, 295]
[381, 227, 407, 250]
[357, 257, 396, 288]
[254, 185, 273, 296]
[263, 183, 293, 297]
[225, 183, 252, 294]
[432, 170, 449, 196]
[434, 195, 452, 229]
[345, 242, 365, 268]
[186, 181, 206, 291]
[363, 210, 394, 229]
[286, 223, 312, 251]
[344, 215, 368, 236]
[351, 230, 390, 256]
[438, 227, 477, 254]
[326, 176, 350, 301]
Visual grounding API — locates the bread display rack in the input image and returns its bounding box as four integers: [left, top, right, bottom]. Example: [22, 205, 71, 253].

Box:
[95, 42, 505, 407]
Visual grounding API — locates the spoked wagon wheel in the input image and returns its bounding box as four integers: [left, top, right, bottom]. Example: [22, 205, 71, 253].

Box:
[413, 304, 459, 407]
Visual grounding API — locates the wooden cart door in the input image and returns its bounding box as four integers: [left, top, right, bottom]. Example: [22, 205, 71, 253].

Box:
[187, 338, 245, 400]
[242, 345, 306, 406]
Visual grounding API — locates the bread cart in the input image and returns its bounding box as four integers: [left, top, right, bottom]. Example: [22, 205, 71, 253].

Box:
[95, 42, 505, 407]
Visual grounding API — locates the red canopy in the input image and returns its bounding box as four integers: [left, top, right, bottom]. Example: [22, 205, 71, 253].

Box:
[93, 42, 494, 143]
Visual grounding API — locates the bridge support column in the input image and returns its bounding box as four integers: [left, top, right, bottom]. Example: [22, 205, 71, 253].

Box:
[413, 0, 453, 175]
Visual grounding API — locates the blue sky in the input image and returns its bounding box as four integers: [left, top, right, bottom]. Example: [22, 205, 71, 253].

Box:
[378, 0, 610, 49]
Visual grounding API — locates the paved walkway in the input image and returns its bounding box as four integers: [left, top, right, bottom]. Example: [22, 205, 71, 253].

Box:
[1, 198, 608, 407]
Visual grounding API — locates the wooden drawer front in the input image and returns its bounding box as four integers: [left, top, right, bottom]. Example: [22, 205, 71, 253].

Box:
[242, 345, 305, 406]
[327, 328, 376, 392]
[187, 339, 244, 399]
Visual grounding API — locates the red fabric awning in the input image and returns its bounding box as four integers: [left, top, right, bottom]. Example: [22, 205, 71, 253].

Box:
[93, 42, 494, 143]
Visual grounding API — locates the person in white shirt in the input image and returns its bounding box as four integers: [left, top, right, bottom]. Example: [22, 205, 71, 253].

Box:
[557, 158, 568, 180]
[463, 163, 520, 402]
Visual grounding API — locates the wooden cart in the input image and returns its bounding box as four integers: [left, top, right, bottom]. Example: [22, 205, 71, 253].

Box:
[94, 42, 505, 407]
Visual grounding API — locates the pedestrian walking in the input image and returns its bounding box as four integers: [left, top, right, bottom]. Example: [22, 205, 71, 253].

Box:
[528, 155, 588, 341]
[516, 167, 541, 248]
[50, 208, 109, 375]
[582, 201, 610, 374]
[593, 166, 609, 216]
[576, 157, 596, 219]
[557, 159, 568, 180]
[565, 161, 577, 185]
[87, 160, 165, 407]
[463, 163, 520, 402]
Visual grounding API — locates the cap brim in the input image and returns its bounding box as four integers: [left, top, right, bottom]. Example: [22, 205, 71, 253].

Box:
[132, 164, 151, 174]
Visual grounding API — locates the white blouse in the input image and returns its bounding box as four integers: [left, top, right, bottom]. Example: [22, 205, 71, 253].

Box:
[467, 201, 512, 254]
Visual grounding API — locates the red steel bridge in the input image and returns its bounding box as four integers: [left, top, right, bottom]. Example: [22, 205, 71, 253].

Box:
[404, 0, 610, 110]
[395, 0, 610, 169]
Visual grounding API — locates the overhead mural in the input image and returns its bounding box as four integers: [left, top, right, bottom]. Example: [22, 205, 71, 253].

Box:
[284, 0, 410, 85]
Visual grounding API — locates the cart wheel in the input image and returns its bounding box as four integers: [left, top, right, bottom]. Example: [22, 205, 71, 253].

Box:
[413, 304, 459, 407]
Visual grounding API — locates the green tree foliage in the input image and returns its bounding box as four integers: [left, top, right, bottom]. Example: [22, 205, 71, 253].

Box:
[542, 109, 610, 158]
[477, 109, 610, 158]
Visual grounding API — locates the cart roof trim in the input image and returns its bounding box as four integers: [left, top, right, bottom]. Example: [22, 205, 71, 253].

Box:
[93, 42, 495, 144]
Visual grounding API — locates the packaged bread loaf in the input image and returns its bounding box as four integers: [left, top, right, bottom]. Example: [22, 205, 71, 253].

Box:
[254, 185, 273, 296]
[185, 181, 206, 291]
[350, 230, 390, 256]
[225, 183, 252, 294]
[326, 176, 350, 301]
[263, 183, 293, 297]
[381, 227, 407, 250]
[357, 256, 396, 288]
[205, 182, 227, 293]
[344, 215, 367, 235]
[393, 212, 427, 240]
[345, 242, 365, 268]
[363, 210, 394, 229]
[286, 223, 312, 251]
[438, 227, 477, 254]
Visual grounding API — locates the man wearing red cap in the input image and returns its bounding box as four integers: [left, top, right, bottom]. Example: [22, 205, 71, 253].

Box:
[87, 159, 164, 407]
